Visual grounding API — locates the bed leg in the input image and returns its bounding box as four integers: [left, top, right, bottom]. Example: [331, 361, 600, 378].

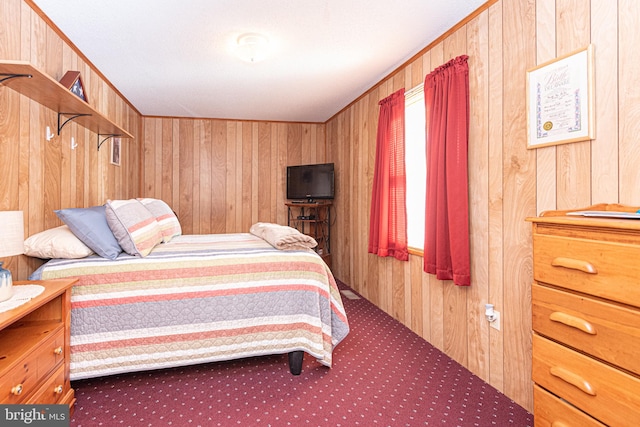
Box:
[288, 351, 304, 375]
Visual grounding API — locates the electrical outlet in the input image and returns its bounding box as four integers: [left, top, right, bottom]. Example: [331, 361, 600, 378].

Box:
[490, 310, 501, 330]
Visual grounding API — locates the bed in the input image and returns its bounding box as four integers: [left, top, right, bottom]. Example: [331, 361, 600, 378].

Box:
[26, 200, 349, 381]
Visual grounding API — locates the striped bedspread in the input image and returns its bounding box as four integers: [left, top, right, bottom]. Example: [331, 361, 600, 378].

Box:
[30, 233, 349, 380]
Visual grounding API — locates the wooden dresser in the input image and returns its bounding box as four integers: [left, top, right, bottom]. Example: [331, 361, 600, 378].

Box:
[0, 279, 76, 410]
[528, 204, 640, 426]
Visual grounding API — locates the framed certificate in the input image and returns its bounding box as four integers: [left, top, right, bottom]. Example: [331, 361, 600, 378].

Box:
[526, 45, 594, 149]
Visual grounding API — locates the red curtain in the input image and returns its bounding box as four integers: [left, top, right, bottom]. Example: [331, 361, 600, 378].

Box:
[423, 55, 470, 286]
[368, 89, 408, 261]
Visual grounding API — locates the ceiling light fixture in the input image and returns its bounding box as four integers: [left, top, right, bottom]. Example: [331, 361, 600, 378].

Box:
[236, 33, 269, 63]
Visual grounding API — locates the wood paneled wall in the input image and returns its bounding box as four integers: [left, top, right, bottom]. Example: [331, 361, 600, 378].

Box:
[5, 0, 640, 414]
[326, 0, 640, 412]
[140, 118, 327, 234]
[0, 0, 141, 280]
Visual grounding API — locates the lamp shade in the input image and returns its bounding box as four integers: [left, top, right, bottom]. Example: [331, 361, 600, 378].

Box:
[0, 211, 23, 302]
[0, 211, 24, 257]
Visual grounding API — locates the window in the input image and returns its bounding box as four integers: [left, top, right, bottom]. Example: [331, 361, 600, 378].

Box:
[404, 84, 426, 252]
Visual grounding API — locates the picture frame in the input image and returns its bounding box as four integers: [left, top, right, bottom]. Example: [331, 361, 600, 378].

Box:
[110, 137, 121, 166]
[526, 45, 594, 149]
[59, 71, 88, 102]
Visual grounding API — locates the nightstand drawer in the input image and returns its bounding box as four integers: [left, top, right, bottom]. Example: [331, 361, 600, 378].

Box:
[533, 335, 640, 426]
[533, 233, 640, 307]
[27, 364, 65, 404]
[0, 361, 39, 404]
[36, 328, 65, 378]
[533, 384, 605, 427]
[532, 283, 640, 375]
[0, 326, 64, 404]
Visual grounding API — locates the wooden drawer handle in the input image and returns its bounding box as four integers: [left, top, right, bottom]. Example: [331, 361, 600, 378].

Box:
[551, 257, 597, 274]
[53, 346, 63, 355]
[54, 385, 63, 394]
[549, 312, 597, 335]
[11, 384, 23, 395]
[550, 366, 596, 396]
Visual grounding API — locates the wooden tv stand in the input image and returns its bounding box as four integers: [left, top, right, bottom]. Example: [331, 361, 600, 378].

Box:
[285, 201, 332, 268]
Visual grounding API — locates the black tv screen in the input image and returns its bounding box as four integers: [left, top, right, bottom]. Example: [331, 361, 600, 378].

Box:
[286, 163, 335, 201]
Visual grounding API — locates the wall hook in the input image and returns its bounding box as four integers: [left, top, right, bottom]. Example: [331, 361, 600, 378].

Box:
[71, 137, 78, 150]
[46, 126, 55, 141]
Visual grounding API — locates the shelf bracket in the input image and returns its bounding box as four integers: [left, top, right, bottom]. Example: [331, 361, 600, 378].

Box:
[0, 73, 33, 84]
[58, 112, 92, 134]
[97, 134, 121, 151]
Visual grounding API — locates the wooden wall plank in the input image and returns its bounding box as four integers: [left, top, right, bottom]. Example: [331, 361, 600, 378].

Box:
[618, 0, 640, 204]
[501, 0, 536, 411]
[199, 120, 212, 234]
[161, 118, 173, 203]
[392, 256, 405, 324]
[192, 120, 202, 234]
[487, 0, 505, 392]
[241, 123, 253, 231]
[535, 0, 557, 215]
[142, 118, 156, 195]
[211, 120, 226, 233]
[171, 119, 180, 217]
[556, 0, 591, 210]
[257, 122, 271, 222]
[275, 122, 288, 226]
[353, 97, 365, 304]
[269, 123, 278, 221]
[224, 122, 237, 232]
[467, 8, 490, 381]
[590, 0, 618, 203]
[409, 256, 423, 336]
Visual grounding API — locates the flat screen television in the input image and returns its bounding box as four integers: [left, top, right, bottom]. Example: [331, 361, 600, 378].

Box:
[286, 162, 335, 202]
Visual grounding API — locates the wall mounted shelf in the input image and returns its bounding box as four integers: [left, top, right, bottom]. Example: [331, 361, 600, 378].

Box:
[0, 60, 133, 148]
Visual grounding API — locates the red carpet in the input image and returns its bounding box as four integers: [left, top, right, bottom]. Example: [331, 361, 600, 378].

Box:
[70, 280, 533, 426]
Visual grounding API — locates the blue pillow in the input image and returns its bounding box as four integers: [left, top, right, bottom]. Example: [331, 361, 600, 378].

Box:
[55, 205, 122, 259]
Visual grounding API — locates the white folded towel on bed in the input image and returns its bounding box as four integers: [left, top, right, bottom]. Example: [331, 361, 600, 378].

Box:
[249, 222, 318, 251]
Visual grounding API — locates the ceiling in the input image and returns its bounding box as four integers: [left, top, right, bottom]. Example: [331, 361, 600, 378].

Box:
[31, 0, 486, 123]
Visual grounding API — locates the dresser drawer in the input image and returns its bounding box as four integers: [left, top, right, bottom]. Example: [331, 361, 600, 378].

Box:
[532, 233, 640, 307]
[533, 283, 640, 376]
[533, 334, 640, 426]
[533, 384, 605, 427]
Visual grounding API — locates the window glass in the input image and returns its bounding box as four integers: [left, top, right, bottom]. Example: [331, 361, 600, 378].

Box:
[404, 84, 426, 251]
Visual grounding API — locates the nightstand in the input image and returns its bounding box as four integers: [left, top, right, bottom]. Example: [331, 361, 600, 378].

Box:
[0, 278, 76, 410]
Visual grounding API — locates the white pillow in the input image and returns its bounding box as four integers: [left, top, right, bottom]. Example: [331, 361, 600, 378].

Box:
[24, 225, 94, 259]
